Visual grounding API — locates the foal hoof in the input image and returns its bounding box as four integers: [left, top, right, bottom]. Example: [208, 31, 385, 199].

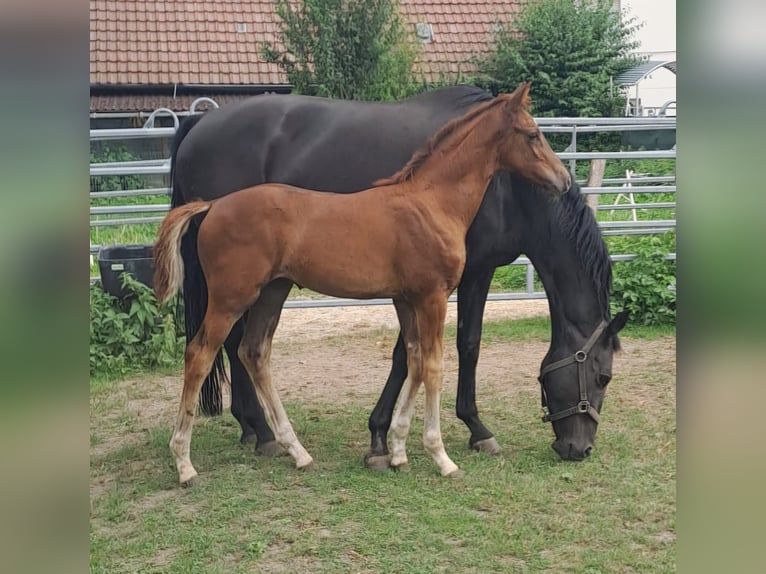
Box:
[179, 472, 199, 488]
[256, 440, 287, 458]
[446, 468, 466, 479]
[364, 453, 392, 472]
[391, 462, 410, 473]
[297, 460, 316, 472]
[471, 437, 502, 455]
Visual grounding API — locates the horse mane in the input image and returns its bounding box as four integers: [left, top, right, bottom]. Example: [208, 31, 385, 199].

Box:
[374, 95, 506, 187]
[553, 181, 615, 328]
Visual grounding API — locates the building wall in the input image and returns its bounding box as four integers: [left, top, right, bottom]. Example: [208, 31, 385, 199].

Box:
[623, 0, 676, 116]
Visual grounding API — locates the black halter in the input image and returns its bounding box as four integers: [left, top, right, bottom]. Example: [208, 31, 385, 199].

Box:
[538, 320, 609, 424]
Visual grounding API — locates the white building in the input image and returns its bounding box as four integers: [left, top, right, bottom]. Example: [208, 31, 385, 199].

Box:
[617, 0, 676, 116]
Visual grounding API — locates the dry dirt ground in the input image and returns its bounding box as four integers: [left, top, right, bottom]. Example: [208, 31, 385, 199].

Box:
[92, 300, 676, 456]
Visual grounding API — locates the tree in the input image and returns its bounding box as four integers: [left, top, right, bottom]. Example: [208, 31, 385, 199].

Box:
[477, 0, 641, 117]
[262, 0, 418, 101]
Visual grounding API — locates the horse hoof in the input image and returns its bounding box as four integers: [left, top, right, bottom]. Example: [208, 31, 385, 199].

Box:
[240, 433, 257, 446]
[446, 468, 465, 479]
[297, 460, 315, 472]
[391, 462, 410, 473]
[364, 454, 392, 472]
[256, 440, 287, 458]
[471, 437, 502, 455]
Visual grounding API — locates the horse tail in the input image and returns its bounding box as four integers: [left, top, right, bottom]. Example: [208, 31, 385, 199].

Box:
[169, 112, 228, 416]
[170, 113, 205, 208]
[153, 202, 211, 305]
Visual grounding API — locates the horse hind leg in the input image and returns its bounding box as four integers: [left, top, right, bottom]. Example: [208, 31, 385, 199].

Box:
[170, 309, 239, 486]
[237, 280, 314, 470]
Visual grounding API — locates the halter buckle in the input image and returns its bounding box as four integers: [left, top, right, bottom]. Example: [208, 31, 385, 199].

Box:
[574, 350, 587, 363]
[577, 401, 590, 413]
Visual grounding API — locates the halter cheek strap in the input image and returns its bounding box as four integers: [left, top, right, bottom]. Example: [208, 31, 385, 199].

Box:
[538, 320, 609, 424]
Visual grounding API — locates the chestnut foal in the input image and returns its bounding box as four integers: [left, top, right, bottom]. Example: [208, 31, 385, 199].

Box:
[154, 84, 571, 485]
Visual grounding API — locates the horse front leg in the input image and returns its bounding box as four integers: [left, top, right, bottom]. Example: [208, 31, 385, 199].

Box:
[418, 293, 462, 477]
[364, 333, 408, 470]
[456, 268, 501, 454]
[238, 280, 314, 471]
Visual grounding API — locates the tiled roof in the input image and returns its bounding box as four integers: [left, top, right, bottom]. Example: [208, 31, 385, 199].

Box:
[89, 92, 264, 113]
[90, 1, 523, 87]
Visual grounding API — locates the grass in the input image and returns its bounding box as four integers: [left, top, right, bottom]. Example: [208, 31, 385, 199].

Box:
[90, 318, 676, 573]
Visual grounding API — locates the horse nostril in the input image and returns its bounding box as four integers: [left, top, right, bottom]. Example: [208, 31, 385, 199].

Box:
[584, 446, 593, 457]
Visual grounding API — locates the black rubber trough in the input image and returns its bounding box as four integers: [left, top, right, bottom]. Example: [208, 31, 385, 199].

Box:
[97, 244, 155, 299]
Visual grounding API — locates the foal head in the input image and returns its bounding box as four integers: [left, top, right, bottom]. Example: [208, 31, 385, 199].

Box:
[495, 84, 571, 195]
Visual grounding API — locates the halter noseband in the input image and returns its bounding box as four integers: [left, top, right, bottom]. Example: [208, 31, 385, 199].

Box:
[538, 320, 609, 424]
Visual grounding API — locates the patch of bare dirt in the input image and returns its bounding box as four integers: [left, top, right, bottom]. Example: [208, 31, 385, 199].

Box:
[274, 299, 550, 342]
[91, 298, 675, 457]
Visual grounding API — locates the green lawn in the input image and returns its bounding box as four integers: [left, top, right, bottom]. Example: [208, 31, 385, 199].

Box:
[90, 318, 676, 573]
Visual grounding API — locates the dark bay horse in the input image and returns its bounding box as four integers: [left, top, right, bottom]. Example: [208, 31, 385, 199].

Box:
[155, 86, 571, 484]
[171, 85, 627, 465]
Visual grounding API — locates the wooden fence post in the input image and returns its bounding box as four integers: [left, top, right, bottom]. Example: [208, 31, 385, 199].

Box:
[586, 159, 606, 215]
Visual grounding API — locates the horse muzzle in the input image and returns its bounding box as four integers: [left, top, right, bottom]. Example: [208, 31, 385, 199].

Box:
[552, 439, 593, 461]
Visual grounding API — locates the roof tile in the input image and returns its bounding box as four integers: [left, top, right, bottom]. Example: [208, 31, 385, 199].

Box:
[91, 0, 522, 110]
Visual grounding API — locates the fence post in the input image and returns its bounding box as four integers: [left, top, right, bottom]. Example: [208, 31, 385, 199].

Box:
[586, 159, 605, 214]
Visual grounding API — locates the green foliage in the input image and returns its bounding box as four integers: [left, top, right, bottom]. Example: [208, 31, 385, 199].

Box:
[90, 145, 148, 192]
[611, 235, 676, 326]
[263, 0, 418, 100]
[477, 0, 641, 118]
[90, 274, 184, 376]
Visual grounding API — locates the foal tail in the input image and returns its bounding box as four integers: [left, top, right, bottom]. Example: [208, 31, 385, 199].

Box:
[153, 202, 211, 305]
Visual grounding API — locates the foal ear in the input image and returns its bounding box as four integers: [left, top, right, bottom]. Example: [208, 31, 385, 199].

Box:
[507, 82, 532, 110]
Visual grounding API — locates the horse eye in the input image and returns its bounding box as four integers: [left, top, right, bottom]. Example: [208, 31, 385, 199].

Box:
[528, 132, 539, 142]
[598, 373, 612, 387]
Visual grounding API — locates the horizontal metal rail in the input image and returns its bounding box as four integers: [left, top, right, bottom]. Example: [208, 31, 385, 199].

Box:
[88, 152, 675, 177]
[581, 176, 675, 185]
[597, 220, 675, 229]
[90, 127, 177, 141]
[90, 216, 165, 227]
[91, 162, 171, 177]
[90, 187, 171, 199]
[542, 124, 676, 133]
[557, 150, 675, 160]
[89, 252, 676, 290]
[536, 117, 675, 125]
[596, 202, 675, 211]
[91, 204, 169, 215]
[583, 185, 676, 194]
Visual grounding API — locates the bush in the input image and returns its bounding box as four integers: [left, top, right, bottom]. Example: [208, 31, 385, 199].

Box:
[263, 0, 418, 101]
[611, 235, 676, 326]
[90, 274, 184, 376]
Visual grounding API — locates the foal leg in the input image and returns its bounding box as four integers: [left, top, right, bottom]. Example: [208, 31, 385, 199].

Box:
[418, 293, 461, 477]
[170, 309, 239, 486]
[388, 300, 422, 472]
[238, 280, 314, 470]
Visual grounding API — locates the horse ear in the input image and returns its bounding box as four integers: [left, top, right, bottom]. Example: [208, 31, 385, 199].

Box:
[606, 309, 630, 338]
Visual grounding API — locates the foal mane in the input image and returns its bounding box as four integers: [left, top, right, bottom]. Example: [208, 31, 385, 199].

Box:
[374, 96, 507, 187]
[554, 182, 617, 339]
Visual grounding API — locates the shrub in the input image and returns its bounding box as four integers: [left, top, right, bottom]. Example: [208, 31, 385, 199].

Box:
[90, 274, 184, 376]
[263, 0, 418, 101]
[611, 235, 676, 326]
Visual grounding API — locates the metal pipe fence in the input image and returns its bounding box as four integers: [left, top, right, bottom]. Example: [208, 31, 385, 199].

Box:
[90, 103, 676, 304]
